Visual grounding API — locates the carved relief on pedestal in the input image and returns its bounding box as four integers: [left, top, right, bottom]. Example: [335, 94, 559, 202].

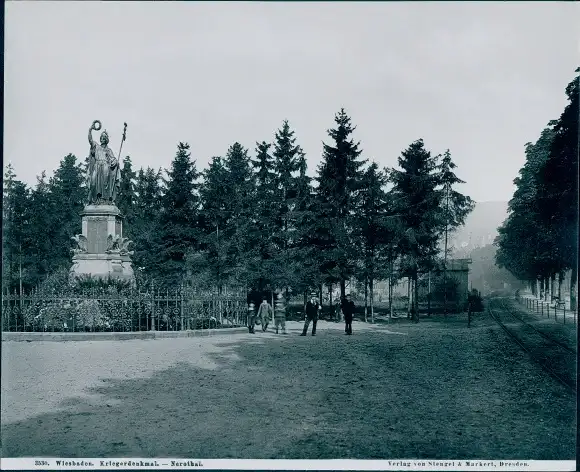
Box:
[71, 234, 88, 255]
[106, 234, 134, 256]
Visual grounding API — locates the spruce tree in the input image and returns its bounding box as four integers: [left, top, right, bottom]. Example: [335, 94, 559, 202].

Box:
[222, 142, 256, 288]
[156, 142, 200, 286]
[133, 167, 164, 281]
[291, 153, 318, 301]
[198, 156, 232, 291]
[251, 141, 277, 291]
[2, 169, 30, 292]
[47, 154, 86, 273]
[2, 164, 18, 287]
[355, 162, 390, 321]
[389, 139, 441, 320]
[315, 108, 366, 298]
[23, 172, 53, 287]
[272, 121, 302, 251]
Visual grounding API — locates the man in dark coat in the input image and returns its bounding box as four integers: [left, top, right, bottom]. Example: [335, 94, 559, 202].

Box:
[301, 295, 321, 336]
[341, 294, 355, 335]
[257, 296, 273, 332]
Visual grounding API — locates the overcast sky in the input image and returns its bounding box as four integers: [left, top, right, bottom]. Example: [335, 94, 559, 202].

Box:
[5, 1, 579, 203]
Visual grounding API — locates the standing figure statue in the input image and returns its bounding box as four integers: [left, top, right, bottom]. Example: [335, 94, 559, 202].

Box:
[87, 120, 121, 205]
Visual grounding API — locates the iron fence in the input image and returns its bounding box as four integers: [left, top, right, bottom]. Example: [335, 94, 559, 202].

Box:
[2, 287, 248, 333]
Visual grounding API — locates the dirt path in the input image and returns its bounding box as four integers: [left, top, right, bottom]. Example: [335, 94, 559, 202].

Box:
[1, 319, 575, 458]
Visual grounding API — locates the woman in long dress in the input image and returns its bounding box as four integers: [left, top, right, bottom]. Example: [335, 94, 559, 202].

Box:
[87, 121, 121, 204]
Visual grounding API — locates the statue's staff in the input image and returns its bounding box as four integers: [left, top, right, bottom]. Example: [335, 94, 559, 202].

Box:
[118, 122, 128, 160]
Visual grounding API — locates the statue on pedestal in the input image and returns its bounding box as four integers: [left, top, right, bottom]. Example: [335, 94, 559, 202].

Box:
[69, 120, 134, 284]
[87, 120, 123, 205]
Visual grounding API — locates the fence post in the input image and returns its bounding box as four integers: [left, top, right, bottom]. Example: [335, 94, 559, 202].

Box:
[166, 288, 169, 332]
[150, 284, 156, 332]
[563, 304, 566, 322]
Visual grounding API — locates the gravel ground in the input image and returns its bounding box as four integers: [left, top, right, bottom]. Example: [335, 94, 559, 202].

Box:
[1, 316, 576, 459]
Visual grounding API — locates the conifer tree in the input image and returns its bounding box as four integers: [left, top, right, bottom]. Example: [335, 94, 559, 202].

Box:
[389, 139, 441, 320]
[314, 108, 366, 298]
[133, 167, 164, 281]
[282, 152, 317, 300]
[222, 142, 256, 287]
[251, 141, 277, 290]
[23, 172, 53, 287]
[155, 142, 200, 286]
[196, 156, 230, 291]
[2, 167, 30, 291]
[47, 154, 86, 273]
[2, 164, 18, 286]
[272, 121, 302, 251]
[355, 162, 390, 321]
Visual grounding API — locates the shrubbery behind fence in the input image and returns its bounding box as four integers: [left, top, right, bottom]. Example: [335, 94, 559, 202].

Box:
[2, 287, 248, 333]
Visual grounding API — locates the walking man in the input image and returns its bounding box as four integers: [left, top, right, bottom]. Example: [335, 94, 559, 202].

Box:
[301, 294, 321, 336]
[342, 294, 355, 335]
[257, 295, 272, 332]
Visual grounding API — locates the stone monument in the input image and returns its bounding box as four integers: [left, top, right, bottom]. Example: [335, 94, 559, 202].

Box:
[69, 120, 135, 283]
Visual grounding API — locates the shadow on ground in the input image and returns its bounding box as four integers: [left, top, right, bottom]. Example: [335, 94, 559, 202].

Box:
[2, 326, 576, 459]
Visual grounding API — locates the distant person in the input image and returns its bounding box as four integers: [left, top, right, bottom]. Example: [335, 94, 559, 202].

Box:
[334, 298, 342, 323]
[257, 296, 272, 332]
[274, 292, 287, 335]
[247, 301, 257, 334]
[341, 294, 355, 335]
[301, 295, 321, 336]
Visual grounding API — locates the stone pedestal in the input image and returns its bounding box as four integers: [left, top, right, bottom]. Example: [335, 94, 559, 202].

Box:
[69, 204, 135, 283]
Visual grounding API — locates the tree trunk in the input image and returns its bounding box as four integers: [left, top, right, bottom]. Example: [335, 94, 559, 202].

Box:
[370, 276, 375, 324]
[443, 183, 450, 317]
[427, 271, 431, 317]
[364, 275, 368, 323]
[388, 264, 394, 321]
[550, 274, 556, 301]
[545, 278, 550, 301]
[413, 272, 420, 323]
[570, 266, 577, 312]
[329, 283, 333, 310]
[407, 277, 411, 318]
[319, 284, 323, 309]
[557, 272, 563, 301]
[303, 291, 307, 313]
[340, 279, 346, 300]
